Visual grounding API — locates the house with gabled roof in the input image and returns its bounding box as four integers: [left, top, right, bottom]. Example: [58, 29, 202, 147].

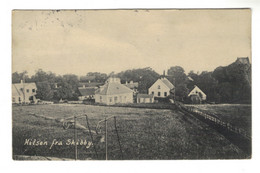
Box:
[188, 85, 207, 103]
[95, 77, 134, 105]
[78, 86, 97, 100]
[148, 77, 174, 98]
[12, 80, 37, 104]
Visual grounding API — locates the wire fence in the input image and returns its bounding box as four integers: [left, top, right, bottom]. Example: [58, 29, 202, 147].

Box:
[27, 112, 123, 160]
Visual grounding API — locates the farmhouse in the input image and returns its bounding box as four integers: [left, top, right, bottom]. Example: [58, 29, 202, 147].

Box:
[188, 85, 206, 104]
[137, 94, 154, 103]
[78, 86, 97, 100]
[12, 80, 37, 104]
[95, 77, 134, 105]
[148, 77, 174, 98]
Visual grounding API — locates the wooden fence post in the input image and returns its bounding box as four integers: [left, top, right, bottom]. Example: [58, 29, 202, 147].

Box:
[85, 115, 98, 158]
[105, 117, 108, 160]
[74, 116, 77, 160]
[114, 116, 123, 159]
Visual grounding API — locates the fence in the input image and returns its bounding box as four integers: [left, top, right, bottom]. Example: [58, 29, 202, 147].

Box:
[175, 102, 251, 154]
[28, 112, 123, 160]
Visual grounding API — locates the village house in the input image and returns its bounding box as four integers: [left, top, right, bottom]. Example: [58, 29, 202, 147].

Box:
[12, 80, 37, 104]
[95, 77, 134, 105]
[78, 85, 97, 100]
[188, 85, 207, 104]
[148, 77, 174, 98]
[137, 94, 154, 103]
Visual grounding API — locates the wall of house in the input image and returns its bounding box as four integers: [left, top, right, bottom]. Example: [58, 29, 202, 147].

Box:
[148, 80, 170, 98]
[189, 89, 206, 100]
[95, 92, 133, 105]
[137, 97, 154, 103]
[78, 95, 94, 100]
[12, 86, 37, 104]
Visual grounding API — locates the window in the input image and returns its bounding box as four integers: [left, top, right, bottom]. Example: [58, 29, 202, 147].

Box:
[109, 97, 112, 103]
[100, 96, 103, 103]
[151, 91, 154, 95]
[158, 92, 161, 96]
[164, 92, 167, 97]
[12, 97, 15, 102]
[114, 96, 118, 103]
[26, 89, 29, 93]
[32, 89, 35, 92]
[158, 85, 160, 89]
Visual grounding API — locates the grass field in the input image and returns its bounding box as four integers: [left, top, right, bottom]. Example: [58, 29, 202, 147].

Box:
[12, 104, 249, 160]
[185, 104, 251, 136]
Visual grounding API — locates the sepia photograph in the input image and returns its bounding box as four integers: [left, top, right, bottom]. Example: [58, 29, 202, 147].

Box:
[12, 9, 251, 160]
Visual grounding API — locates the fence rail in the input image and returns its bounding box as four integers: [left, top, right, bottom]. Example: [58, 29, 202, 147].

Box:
[179, 105, 251, 140]
[175, 102, 251, 154]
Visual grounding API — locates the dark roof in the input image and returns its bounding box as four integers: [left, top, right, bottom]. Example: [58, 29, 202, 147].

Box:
[95, 82, 133, 95]
[137, 94, 154, 99]
[78, 87, 96, 96]
[124, 82, 139, 89]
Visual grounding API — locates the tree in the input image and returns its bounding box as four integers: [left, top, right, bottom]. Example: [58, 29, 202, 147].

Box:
[36, 81, 53, 100]
[167, 66, 187, 85]
[212, 60, 251, 103]
[12, 71, 30, 83]
[167, 66, 188, 101]
[174, 83, 189, 102]
[81, 72, 108, 83]
[116, 67, 160, 93]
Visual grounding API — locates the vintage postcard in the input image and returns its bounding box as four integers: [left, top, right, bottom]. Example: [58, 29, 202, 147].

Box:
[12, 9, 251, 160]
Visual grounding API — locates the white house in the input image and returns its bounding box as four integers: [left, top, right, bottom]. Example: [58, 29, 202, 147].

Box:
[148, 77, 174, 98]
[137, 94, 154, 103]
[12, 80, 37, 104]
[188, 85, 207, 101]
[95, 77, 134, 105]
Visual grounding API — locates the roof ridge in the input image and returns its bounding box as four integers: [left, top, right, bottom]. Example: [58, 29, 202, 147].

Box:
[13, 84, 21, 96]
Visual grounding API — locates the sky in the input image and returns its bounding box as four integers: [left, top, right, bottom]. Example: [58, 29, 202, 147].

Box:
[12, 9, 251, 76]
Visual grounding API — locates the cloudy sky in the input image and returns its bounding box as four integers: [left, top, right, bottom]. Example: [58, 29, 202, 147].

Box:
[12, 9, 251, 76]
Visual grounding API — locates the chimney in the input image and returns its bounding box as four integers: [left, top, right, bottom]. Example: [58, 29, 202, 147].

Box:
[83, 84, 85, 88]
[21, 80, 24, 84]
[125, 81, 128, 84]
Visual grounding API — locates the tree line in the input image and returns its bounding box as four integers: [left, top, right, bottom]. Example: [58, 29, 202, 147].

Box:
[12, 59, 251, 103]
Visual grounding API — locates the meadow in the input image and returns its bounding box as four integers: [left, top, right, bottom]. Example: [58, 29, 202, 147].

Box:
[12, 104, 249, 160]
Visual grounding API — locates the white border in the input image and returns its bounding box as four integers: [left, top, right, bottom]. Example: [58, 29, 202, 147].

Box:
[1, 0, 260, 173]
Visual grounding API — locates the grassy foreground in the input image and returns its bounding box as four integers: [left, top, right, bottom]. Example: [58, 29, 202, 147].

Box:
[13, 104, 249, 160]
